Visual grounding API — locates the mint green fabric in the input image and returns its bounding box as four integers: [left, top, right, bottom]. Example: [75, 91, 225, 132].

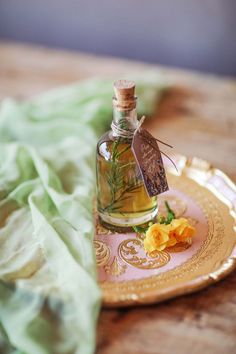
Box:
[0, 77, 163, 354]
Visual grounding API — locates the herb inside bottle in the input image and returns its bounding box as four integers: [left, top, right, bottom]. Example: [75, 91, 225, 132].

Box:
[96, 80, 158, 232]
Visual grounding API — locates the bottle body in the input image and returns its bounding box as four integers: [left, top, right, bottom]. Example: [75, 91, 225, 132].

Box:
[96, 79, 158, 231]
[96, 131, 158, 231]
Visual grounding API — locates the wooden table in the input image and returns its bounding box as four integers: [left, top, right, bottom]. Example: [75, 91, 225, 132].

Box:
[1, 41, 236, 354]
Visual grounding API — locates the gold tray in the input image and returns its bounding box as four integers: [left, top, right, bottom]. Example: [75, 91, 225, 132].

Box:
[95, 155, 236, 307]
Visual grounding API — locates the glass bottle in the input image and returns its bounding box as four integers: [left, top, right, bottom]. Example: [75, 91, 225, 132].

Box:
[96, 80, 158, 232]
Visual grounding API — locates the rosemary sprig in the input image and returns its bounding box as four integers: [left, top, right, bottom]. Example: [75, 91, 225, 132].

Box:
[100, 114, 141, 215]
[103, 180, 141, 213]
[101, 115, 144, 214]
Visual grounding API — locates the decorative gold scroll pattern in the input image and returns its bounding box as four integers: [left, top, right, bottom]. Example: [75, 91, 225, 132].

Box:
[118, 239, 170, 269]
[104, 256, 127, 277]
[94, 240, 111, 267]
[96, 222, 114, 236]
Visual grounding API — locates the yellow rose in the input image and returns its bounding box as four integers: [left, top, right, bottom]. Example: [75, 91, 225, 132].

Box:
[143, 218, 195, 254]
[169, 218, 195, 242]
[144, 223, 171, 252]
[166, 234, 178, 247]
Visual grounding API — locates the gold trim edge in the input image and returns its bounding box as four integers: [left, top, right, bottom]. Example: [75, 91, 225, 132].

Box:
[102, 254, 236, 308]
[100, 154, 236, 307]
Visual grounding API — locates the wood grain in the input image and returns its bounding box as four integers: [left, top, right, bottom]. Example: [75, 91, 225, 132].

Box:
[0, 41, 236, 354]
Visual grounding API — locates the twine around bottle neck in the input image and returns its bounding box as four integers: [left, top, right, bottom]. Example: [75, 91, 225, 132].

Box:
[111, 116, 145, 139]
[111, 116, 178, 171]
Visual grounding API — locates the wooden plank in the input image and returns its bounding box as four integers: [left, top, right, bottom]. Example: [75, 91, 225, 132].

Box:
[0, 41, 236, 354]
[1, 42, 235, 179]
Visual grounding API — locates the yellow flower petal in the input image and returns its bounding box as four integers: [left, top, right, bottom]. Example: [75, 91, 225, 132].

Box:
[170, 218, 195, 242]
[144, 223, 170, 253]
[143, 217, 196, 254]
[155, 243, 168, 251]
[166, 235, 177, 247]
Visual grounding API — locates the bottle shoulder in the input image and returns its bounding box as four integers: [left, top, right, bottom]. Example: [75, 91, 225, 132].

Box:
[96, 131, 134, 162]
[96, 131, 112, 160]
[97, 130, 112, 146]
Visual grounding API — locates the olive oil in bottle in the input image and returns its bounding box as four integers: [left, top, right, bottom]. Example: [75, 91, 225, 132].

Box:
[96, 80, 158, 231]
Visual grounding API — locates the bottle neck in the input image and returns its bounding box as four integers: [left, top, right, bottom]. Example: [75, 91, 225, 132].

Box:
[111, 98, 138, 138]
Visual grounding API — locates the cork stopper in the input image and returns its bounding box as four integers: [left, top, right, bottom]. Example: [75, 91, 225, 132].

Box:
[113, 80, 136, 110]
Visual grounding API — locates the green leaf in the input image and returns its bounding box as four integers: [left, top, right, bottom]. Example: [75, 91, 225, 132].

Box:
[164, 200, 175, 224]
[132, 225, 149, 234]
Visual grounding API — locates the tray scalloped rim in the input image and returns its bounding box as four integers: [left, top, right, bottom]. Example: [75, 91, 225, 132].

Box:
[98, 154, 236, 307]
